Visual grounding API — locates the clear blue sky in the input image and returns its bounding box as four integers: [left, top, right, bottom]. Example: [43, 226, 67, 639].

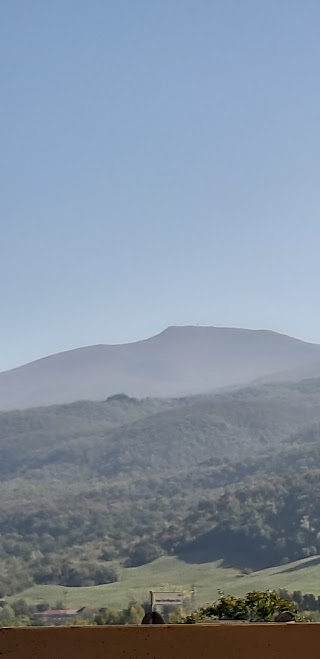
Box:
[1, 0, 320, 371]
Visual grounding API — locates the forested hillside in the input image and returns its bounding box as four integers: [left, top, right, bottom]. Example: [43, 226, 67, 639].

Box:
[1, 380, 320, 596]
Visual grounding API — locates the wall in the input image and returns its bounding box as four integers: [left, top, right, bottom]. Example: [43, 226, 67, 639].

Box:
[0, 624, 319, 659]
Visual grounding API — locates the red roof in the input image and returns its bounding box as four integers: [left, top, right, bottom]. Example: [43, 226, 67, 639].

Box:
[33, 609, 78, 617]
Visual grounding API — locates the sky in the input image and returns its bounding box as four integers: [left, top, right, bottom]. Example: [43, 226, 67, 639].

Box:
[1, 0, 320, 371]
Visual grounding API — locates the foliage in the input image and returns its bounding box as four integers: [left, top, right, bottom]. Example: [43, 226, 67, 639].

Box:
[177, 470, 320, 568]
[183, 591, 295, 623]
[279, 588, 320, 613]
[1, 381, 320, 594]
[94, 602, 145, 625]
[6, 587, 320, 627]
[34, 560, 120, 587]
[125, 544, 162, 567]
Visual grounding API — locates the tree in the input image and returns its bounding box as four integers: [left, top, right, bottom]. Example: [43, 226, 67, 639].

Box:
[36, 602, 50, 612]
[126, 543, 161, 567]
[302, 593, 317, 611]
[0, 604, 15, 626]
[94, 608, 123, 625]
[94, 602, 145, 625]
[12, 599, 30, 617]
[122, 602, 145, 624]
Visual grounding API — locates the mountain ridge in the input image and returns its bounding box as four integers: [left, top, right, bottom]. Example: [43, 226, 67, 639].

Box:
[2, 325, 320, 410]
[2, 325, 318, 373]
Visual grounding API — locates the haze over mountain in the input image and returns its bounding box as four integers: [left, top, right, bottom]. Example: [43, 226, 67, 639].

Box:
[1, 326, 320, 410]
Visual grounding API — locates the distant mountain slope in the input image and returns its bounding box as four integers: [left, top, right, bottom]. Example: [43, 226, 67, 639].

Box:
[1, 379, 320, 592]
[2, 379, 320, 482]
[1, 326, 320, 409]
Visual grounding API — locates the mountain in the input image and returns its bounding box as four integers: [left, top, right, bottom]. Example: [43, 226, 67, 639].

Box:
[2, 380, 320, 481]
[2, 378, 320, 595]
[1, 326, 320, 410]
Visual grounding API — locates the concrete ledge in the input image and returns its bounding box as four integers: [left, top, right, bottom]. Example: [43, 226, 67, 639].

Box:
[0, 624, 318, 659]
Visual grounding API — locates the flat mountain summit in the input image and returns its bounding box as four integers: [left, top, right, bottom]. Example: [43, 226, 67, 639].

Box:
[1, 325, 320, 410]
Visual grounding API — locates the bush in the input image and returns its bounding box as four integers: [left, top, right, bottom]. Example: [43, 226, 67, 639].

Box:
[184, 591, 295, 623]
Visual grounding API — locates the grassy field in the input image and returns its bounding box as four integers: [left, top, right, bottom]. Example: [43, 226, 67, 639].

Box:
[12, 554, 320, 610]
